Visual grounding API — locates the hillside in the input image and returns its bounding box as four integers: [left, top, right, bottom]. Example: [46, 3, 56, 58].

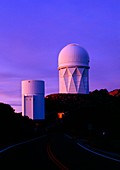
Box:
[109, 89, 120, 96]
[1, 88, 120, 153]
[45, 88, 120, 153]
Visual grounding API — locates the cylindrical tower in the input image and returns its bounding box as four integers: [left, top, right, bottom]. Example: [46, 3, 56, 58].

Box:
[22, 80, 45, 120]
[58, 43, 90, 94]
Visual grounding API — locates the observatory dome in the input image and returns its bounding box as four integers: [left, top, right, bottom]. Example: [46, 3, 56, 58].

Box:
[58, 43, 89, 69]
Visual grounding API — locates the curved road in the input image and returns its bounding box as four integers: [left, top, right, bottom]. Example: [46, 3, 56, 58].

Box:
[1, 133, 120, 169]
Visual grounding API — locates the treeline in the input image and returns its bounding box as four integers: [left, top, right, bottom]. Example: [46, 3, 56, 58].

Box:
[1, 88, 120, 152]
[45, 89, 120, 140]
[0, 103, 41, 148]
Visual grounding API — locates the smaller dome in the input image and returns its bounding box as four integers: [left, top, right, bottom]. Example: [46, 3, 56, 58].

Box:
[58, 43, 90, 69]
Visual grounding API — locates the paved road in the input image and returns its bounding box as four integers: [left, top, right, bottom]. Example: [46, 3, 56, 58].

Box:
[1, 133, 120, 169]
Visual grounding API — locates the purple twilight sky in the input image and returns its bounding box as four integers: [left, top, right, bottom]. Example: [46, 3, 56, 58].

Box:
[0, 0, 120, 112]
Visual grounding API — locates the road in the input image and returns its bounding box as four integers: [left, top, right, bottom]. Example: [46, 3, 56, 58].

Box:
[1, 132, 120, 169]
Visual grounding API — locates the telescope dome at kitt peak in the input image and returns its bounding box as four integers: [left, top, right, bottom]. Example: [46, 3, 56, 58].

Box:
[58, 43, 90, 69]
[58, 43, 90, 94]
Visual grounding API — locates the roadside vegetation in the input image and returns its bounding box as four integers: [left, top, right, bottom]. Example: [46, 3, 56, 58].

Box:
[0, 88, 120, 154]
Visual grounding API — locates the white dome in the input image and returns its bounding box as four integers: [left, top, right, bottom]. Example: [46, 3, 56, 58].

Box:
[58, 43, 90, 69]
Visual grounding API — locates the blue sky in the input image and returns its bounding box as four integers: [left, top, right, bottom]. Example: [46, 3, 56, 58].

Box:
[0, 0, 120, 112]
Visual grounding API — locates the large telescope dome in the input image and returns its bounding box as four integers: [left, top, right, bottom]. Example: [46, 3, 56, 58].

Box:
[58, 43, 89, 69]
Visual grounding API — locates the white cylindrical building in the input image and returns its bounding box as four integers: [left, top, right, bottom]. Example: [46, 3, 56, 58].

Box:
[58, 43, 90, 94]
[22, 80, 45, 120]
